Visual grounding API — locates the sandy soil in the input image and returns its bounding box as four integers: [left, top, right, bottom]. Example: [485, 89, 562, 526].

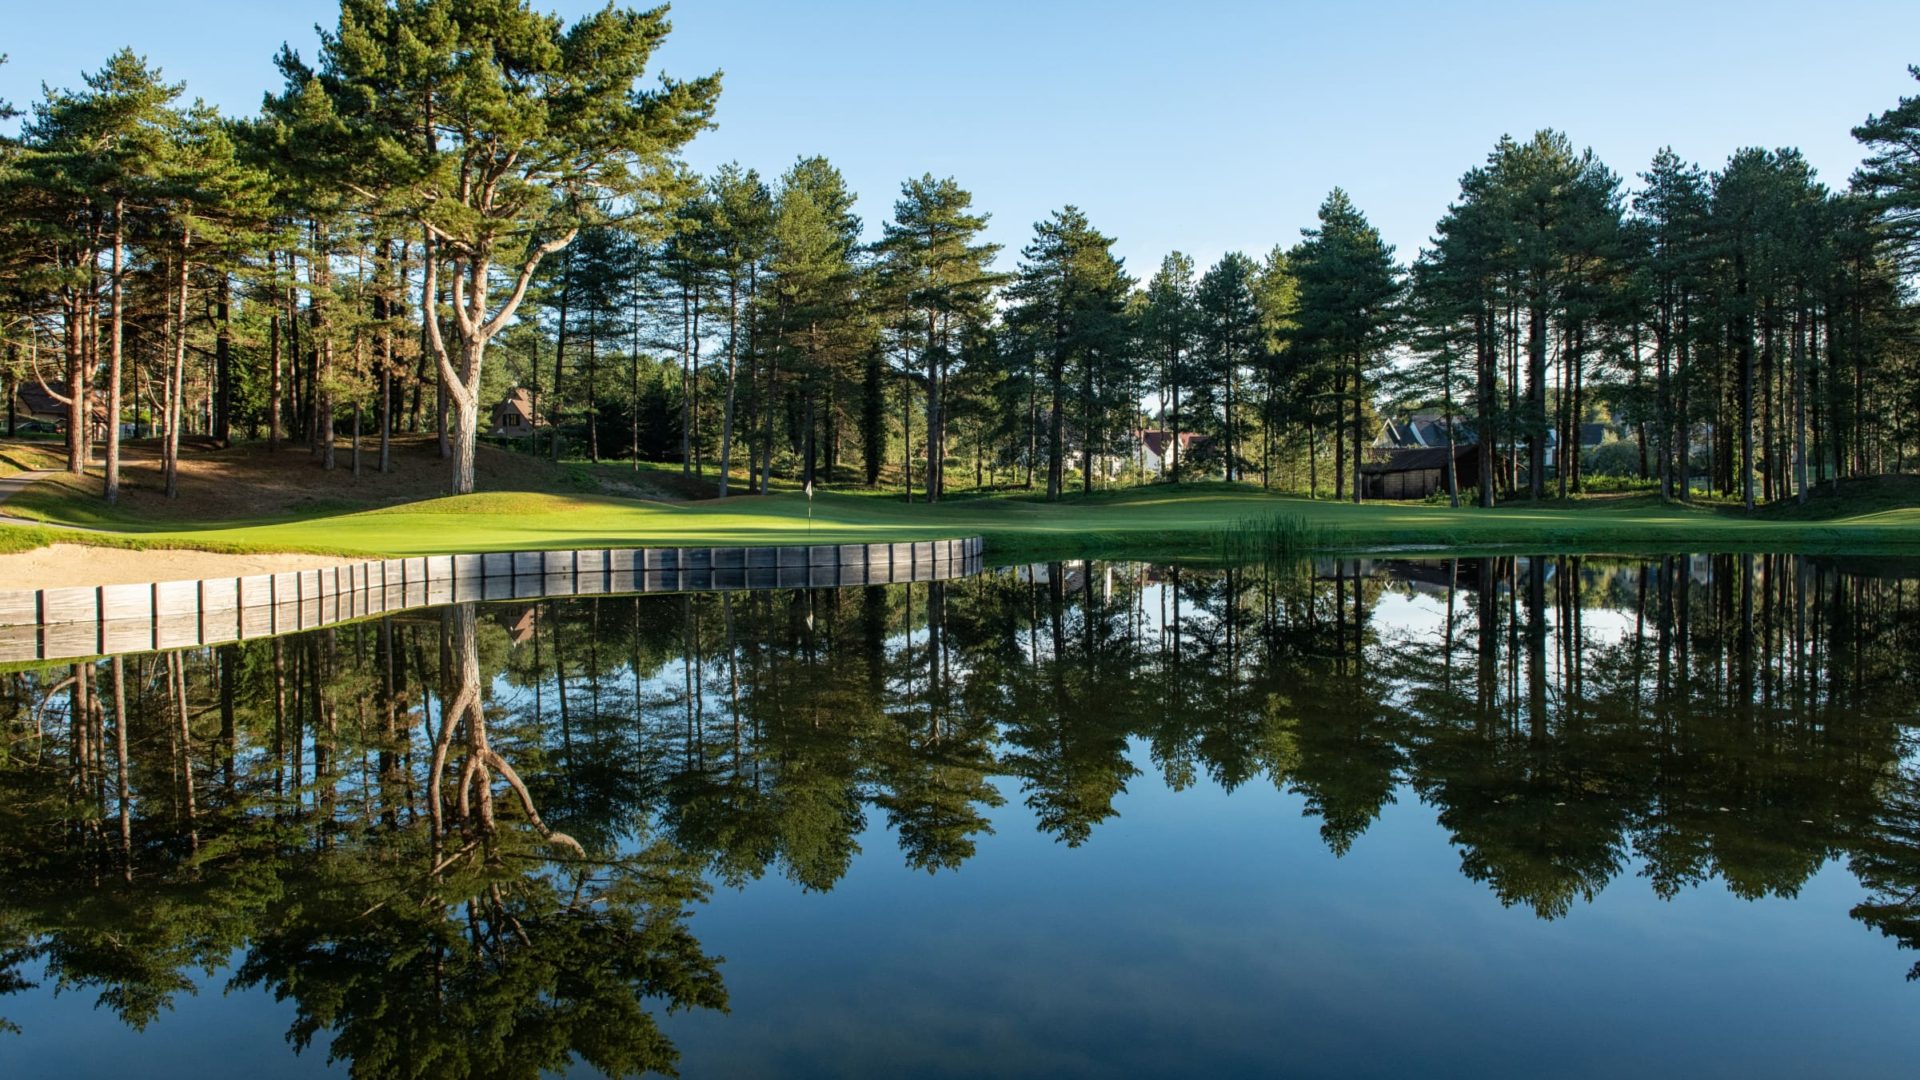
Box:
[0, 543, 353, 590]
[3, 434, 705, 524]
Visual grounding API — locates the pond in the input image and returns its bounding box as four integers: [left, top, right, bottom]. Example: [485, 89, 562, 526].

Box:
[2, 553, 1919, 1078]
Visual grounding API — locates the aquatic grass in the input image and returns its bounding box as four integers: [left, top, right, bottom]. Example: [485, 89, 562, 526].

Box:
[1209, 513, 1327, 567]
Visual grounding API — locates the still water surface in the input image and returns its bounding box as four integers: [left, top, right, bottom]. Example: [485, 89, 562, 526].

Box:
[3, 554, 1919, 1077]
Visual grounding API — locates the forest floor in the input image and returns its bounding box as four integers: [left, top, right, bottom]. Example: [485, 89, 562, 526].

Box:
[0, 433, 705, 528]
[0, 439, 1915, 574]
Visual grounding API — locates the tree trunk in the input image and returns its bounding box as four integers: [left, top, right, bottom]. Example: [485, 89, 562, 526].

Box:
[313, 221, 336, 470]
[551, 253, 572, 463]
[1308, 418, 1318, 499]
[690, 281, 702, 475]
[902, 369, 913, 502]
[1351, 352, 1364, 504]
[214, 273, 232, 445]
[165, 238, 192, 500]
[1477, 306, 1496, 508]
[1677, 294, 1693, 502]
[1081, 349, 1095, 496]
[680, 282, 691, 474]
[104, 204, 126, 503]
[759, 308, 777, 495]
[1739, 265, 1755, 513]
[1444, 350, 1459, 508]
[926, 310, 942, 503]
[1046, 346, 1065, 502]
[268, 249, 284, 451]
[1334, 371, 1347, 501]
[64, 292, 84, 475]
[587, 327, 600, 463]
[1527, 296, 1547, 499]
[720, 276, 740, 496]
[378, 240, 394, 473]
[448, 384, 478, 493]
[1794, 298, 1809, 504]
[1168, 334, 1182, 482]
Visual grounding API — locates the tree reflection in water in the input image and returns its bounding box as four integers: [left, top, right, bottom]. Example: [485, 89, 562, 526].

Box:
[1, 553, 1919, 1073]
[0, 602, 725, 1077]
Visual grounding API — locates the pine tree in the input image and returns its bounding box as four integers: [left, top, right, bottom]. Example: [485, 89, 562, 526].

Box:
[765, 158, 863, 490]
[1405, 251, 1476, 507]
[1633, 149, 1710, 502]
[1140, 253, 1196, 481]
[153, 104, 271, 497]
[876, 175, 1002, 502]
[1006, 207, 1131, 500]
[1251, 247, 1298, 489]
[301, 0, 719, 493]
[17, 50, 184, 481]
[1290, 189, 1401, 503]
[1193, 253, 1261, 480]
[1710, 148, 1821, 510]
[1854, 65, 1920, 269]
[703, 164, 773, 496]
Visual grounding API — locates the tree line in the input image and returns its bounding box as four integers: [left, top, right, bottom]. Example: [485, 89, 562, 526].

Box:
[2, 6, 1917, 507]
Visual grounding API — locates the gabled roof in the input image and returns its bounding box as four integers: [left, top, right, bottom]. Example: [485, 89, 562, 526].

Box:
[1360, 446, 1477, 474]
[1374, 420, 1418, 449]
[1378, 416, 1476, 449]
[494, 388, 535, 419]
[16, 380, 107, 420]
[1412, 418, 1470, 447]
[1138, 430, 1209, 459]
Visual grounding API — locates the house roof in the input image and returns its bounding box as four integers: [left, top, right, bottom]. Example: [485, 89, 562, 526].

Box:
[1377, 417, 1476, 450]
[494, 388, 535, 419]
[1360, 446, 1477, 474]
[1138, 430, 1209, 459]
[1412, 418, 1469, 447]
[16, 380, 107, 420]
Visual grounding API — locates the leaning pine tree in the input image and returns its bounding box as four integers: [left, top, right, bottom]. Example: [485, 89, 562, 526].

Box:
[302, 0, 719, 493]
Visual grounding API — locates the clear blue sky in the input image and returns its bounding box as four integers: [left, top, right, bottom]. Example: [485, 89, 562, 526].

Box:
[6, 0, 1918, 278]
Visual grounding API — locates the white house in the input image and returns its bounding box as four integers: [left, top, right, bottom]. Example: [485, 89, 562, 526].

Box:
[1136, 429, 1211, 477]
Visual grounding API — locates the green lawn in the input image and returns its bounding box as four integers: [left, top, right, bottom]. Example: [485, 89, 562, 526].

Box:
[0, 443, 65, 477]
[7, 479, 1920, 559]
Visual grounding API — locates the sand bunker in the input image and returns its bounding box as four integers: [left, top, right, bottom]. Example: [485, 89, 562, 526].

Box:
[0, 543, 352, 590]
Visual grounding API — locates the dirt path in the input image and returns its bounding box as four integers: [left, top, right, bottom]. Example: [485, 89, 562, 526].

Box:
[0, 542, 354, 589]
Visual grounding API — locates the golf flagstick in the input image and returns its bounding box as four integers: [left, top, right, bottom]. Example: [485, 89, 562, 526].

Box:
[806, 478, 813, 539]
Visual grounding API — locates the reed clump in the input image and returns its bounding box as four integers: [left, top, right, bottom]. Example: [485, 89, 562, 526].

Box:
[1208, 513, 1326, 565]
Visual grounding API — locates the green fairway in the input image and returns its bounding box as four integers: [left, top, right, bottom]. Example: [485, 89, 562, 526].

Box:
[7, 481, 1920, 559]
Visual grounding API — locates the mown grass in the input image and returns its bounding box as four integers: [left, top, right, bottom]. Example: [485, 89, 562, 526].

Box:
[0, 444, 65, 478]
[2, 475, 1919, 562]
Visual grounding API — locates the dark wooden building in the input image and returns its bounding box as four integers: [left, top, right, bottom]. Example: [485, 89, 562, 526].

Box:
[13, 380, 111, 440]
[1359, 446, 1483, 500]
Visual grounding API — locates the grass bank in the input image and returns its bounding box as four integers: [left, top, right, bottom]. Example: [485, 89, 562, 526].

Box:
[5, 477, 1920, 561]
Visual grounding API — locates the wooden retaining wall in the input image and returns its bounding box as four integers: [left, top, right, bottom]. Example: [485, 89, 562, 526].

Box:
[0, 537, 984, 665]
